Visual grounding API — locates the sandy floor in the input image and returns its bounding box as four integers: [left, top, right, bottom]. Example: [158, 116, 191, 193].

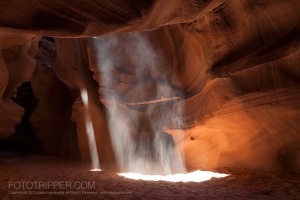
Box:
[0, 152, 300, 200]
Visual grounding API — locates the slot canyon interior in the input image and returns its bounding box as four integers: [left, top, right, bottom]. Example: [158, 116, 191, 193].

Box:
[0, 0, 300, 199]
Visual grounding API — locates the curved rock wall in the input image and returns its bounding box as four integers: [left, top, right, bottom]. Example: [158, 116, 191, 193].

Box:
[50, 38, 114, 162]
[175, 0, 300, 173]
[0, 33, 36, 139]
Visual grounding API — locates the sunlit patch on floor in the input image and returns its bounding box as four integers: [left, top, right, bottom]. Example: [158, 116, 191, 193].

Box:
[90, 168, 102, 172]
[117, 170, 229, 182]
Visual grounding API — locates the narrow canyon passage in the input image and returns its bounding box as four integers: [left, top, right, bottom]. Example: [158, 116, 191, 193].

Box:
[0, 0, 300, 199]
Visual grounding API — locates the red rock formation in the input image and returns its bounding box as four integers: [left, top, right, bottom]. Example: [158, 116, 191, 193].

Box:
[49, 38, 114, 162]
[29, 38, 80, 159]
[0, 33, 36, 139]
[175, 0, 300, 173]
[0, 99, 24, 139]
[0, 0, 224, 37]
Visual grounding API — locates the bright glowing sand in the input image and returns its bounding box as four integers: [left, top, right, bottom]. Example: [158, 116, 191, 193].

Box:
[118, 170, 229, 182]
[90, 168, 102, 172]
